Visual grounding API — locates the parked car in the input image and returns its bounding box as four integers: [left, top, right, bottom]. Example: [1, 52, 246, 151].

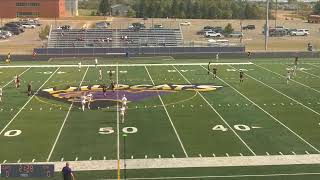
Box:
[96, 21, 110, 28]
[269, 28, 287, 37]
[290, 29, 309, 36]
[153, 24, 163, 28]
[180, 21, 191, 26]
[22, 23, 36, 29]
[242, 25, 255, 30]
[197, 29, 213, 35]
[128, 23, 145, 30]
[1, 26, 20, 35]
[57, 25, 70, 30]
[226, 31, 243, 38]
[205, 31, 223, 38]
[0, 30, 12, 37]
[5, 23, 24, 33]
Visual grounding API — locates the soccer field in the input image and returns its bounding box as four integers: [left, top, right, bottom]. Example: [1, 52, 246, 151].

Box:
[0, 57, 320, 179]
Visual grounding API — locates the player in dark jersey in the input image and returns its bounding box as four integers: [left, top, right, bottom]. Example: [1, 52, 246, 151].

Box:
[247, 52, 252, 60]
[207, 62, 211, 75]
[293, 56, 298, 76]
[15, 74, 20, 88]
[212, 67, 217, 79]
[27, 82, 32, 96]
[109, 69, 113, 80]
[240, 70, 244, 84]
[110, 81, 115, 92]
[102, 84, 107, 96]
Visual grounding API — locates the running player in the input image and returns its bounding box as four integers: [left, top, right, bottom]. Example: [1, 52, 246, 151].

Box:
[0, 86, 2, 103]
[109, 69, 113, 80]
[120, 105, 126, 123]
[87, 92, 93, 109]
[102, 84, 107, 96]
[27, 82, 32, 96]
[212, 67, 217, 79]
[121, 94, 127, 108]
[293, 56, 298, 76]
[99, 68, 103, 80]
[15, 74, 21, 88]
[110, 81, 115, 92]
[287, 69, 291, 84]
[78, 62, 82, 72]
[95, 58, 98, 68]
[207, 62, 211, 75]
[80, 93, 86, 112]
[240, 70, 244, 84]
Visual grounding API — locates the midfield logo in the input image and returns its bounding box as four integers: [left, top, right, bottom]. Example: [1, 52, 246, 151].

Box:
[38, 84, 223, 109]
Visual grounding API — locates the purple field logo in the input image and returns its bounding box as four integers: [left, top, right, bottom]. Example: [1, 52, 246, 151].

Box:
[38, 84, 223, 109]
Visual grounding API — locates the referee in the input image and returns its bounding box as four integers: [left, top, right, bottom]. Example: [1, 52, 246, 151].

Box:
[62, 162, 75, 180]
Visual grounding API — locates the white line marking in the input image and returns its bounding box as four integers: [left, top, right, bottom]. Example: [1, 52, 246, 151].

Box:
[131, 156, 134, 159]
[172, 154, 175, 158]
[199, 154, 202, 157]
[212, 154, 216, 157]
[176, 65, 256, 156]
[158, 155, 161, 159]
[61, 158, 64, 162]
[2, 67, 31, 88]
[17, 159, 21, 163]
[2, 160, 6, 163]
[292, 151, 296, 155]
[0, 67, 60, 136]
[32, 159, 35, 162]
[234, 65, 320, 116]
[145, 155, 148, 159]
[0, 62, 253, 68]
[253, 63, 320, 94]
[305, 151, 310, 155]
[307, 63, 320, 69]
[116, 64, 120, 166]
[266, 152, 270, 156]
[226, 153, 230, 157]
[300, 70, 320, 79]
[47, 67, 89, 161]
[75, 157, 78, 161]
[145, 66, 188, 158]
[279, 152, 284, 155]
[89, 157, 92, 160]
[240, 153, 243, 156]
[216, 65, 320, 153]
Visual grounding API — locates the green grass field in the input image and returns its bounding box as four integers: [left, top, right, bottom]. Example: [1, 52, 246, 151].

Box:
[0, 57, 320, 179]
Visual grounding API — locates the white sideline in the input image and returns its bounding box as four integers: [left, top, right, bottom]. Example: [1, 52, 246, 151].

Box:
[4, 154, 320, 172]
[144, 66, 189, 157]
[253, 63, 320, 94]
[0, 67, 60, 135]
[2, 67, 31, 88]
[47, 66, 89, 161]
[173, 65, 256, 156]
[220, 65, 320, 153]
[0, 62, 253, 68]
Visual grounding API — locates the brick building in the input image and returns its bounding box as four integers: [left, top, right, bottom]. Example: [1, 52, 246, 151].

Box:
[0, 0, 67, 18]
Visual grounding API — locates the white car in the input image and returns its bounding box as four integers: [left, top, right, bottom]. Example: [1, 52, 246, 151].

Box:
[22, 23, 36, 29]
[290, 29, 309, 36]
[205, 31, 223, 38]
[180, 21, 191, 26]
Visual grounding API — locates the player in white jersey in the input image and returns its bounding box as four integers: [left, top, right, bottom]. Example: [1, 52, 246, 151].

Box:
[80, 93, 86, 112]
[121, 94, 127, 108]
[15, 74, 21, 88]
[87, 92, 93, 109]
[120, 106, 126, 123]
[99, 68, 103, 80]
[216, 53, 219, 61]
[78, 62, 82, 72]
[286, 70, 291, 84]
[0, 87, 2, 103]
[95, 58, 98, 68]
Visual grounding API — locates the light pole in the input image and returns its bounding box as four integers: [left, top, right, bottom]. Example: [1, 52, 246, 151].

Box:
[123, 133, 127, 180]
[265, 0, 270, 51]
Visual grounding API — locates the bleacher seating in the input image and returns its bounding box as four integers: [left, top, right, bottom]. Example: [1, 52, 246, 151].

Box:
[48, 28, 183, 48]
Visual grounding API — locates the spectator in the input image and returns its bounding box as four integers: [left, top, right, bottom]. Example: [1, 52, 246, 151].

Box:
[62, 162, 75, 180]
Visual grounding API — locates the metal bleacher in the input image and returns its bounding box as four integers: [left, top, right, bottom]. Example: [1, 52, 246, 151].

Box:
[48, 28, 183, 48]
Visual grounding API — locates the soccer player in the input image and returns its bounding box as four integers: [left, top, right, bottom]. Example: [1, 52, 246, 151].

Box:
[102, 84, 107, 96]
[109, 69, 113, 80]
[0, 87, 2, 103]
[95, 58, 98, 68]
[121, 94, 127, 108]
[287, 69, 291, 84]
[120, 106, 126, 123]
[240, 70, 244, 84]
[27, 82, 32, 96]
[207, 62, 211, 75]
[212, 67, 217, 79]
[110, 81, 115, 92]
[15, 74, 21, 88]
[293, 56, 298, 76]
[78, 62, 82, 72]
[87, 92, 93, 109]
[80, 93, 86, 112]
[216, 53, 219, 61]
[99, 68, 103, 80]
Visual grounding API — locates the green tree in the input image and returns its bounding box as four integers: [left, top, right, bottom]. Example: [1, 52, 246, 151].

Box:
[98, 0, 110, 15]
[193, 1, 201, 19]
[39, 25, 50, 40]
[288, 0, 298, 5]
[171, 0, 179, 18]
[313, 1, 320, 15]
[224, 23, 234, 34]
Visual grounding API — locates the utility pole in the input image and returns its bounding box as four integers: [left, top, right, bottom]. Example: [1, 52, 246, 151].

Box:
[275, 0, 278, 27]
[265, 0, 270, 51]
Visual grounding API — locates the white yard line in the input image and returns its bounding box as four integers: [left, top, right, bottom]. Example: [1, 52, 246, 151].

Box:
[0, 67, 60, 135]
[211, 65, 320, 153]
[300, 70, 320, 79]
[116, 63, 120, 176]
[46, 66, 89, 161]
[229, 65, 320, 116]
[9, 154, 320, 172]
[0, 62, 253, 68]
[253, 63, 320, 94]
[144, 66, 189, 157]
[173, 65, 256, 156]
[2, 67, 31, 88]
[307, 63, 320, 69]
